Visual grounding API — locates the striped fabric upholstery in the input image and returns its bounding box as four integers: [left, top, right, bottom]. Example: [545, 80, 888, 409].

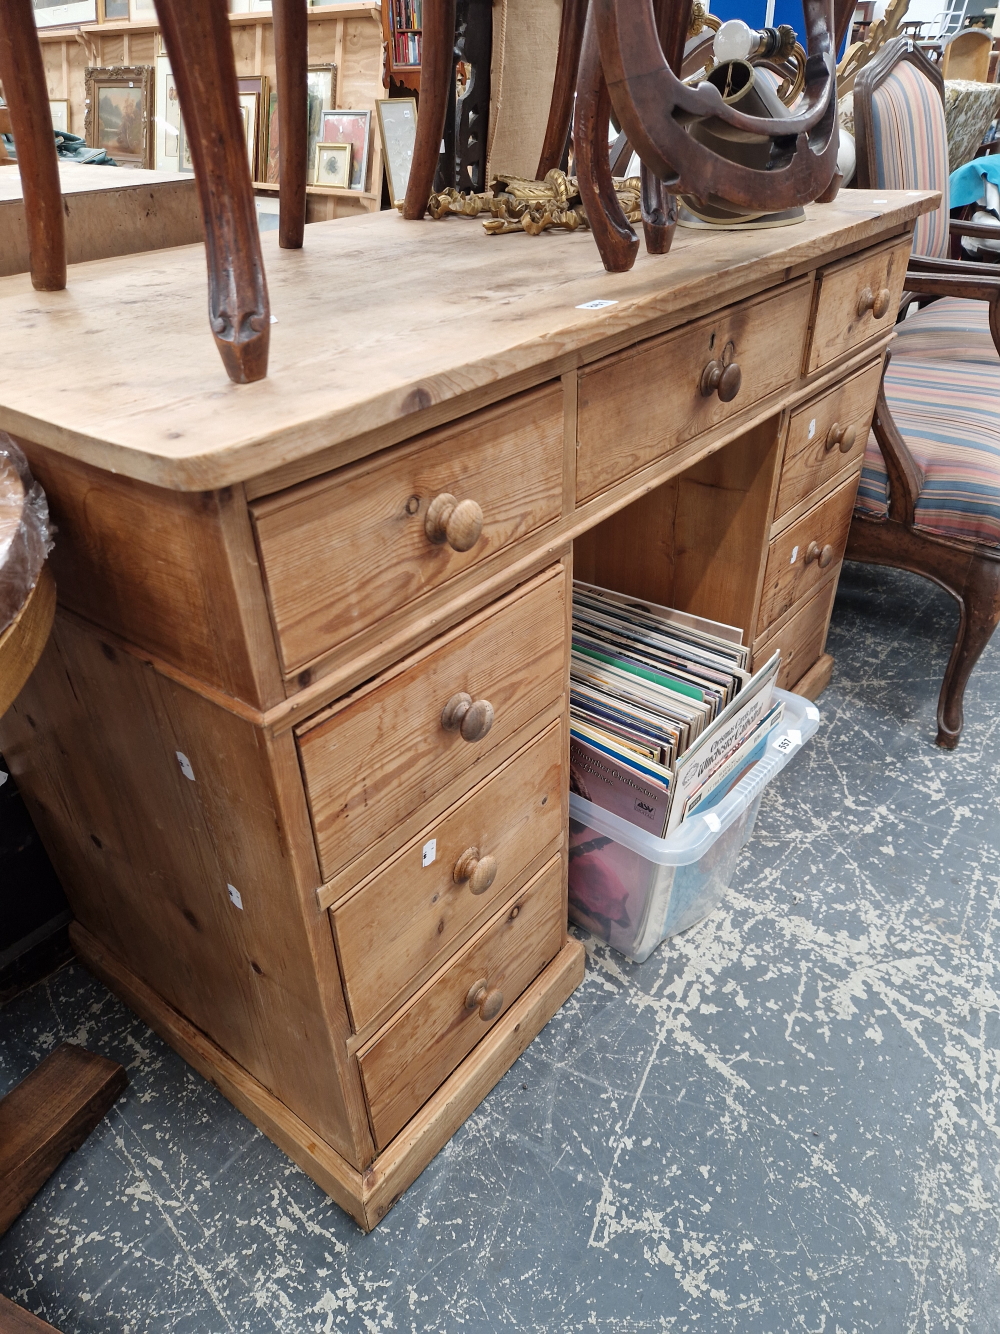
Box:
[871, 60, 951, 259]
[892, 296, 998, 365]
[855, 355, 1000, 547]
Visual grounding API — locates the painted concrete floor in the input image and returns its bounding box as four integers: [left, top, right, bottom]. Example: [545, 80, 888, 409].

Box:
[2, 561, 999, 1334]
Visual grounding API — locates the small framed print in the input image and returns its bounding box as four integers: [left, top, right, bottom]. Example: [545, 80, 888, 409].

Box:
[239, 91, 260, 176]
[307, 64, 337, 179]
[101, 0, 129, 18]
[154, 52, 182, 171]
[49, 99, 71, 134]
[176, 117, 193, 173]
[265, 89, 280, 183]
[84, 64, 153, 168]
[320, 109, 370, 191]
[375, 98, 416, 206]
[314, 141, 351, 190]
[237, 75, 269, 181]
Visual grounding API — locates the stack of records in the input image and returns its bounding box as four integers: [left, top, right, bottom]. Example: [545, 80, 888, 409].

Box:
[569, 581, 784, 838]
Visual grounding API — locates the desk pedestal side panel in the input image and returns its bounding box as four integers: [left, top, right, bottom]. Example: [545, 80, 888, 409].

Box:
[0, 615, 375, 1171]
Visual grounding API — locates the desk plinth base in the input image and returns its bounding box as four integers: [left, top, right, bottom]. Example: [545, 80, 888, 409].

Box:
[70, 922, 585, 1232]
[792, 652, 835, 701]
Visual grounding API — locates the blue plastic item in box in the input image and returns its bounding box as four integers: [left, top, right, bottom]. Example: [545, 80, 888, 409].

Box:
[568, 688, 820, 962]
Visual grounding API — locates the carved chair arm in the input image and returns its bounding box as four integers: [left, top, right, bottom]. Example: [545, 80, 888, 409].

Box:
[949, 217, 1000, 241]
[907, 254, 1000, 282]
[871, 351, 923, 527]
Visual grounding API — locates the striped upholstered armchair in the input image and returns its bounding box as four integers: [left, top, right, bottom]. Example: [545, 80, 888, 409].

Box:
[848, 37, 1000, 748]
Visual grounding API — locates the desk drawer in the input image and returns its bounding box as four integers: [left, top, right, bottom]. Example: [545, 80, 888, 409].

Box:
[753, 573, 839, 690]
[297, 565, 567, 881]
[576, 279, 812, 503]
[775, 359, 882, 522]
[758, 474, 858, 632]
[357, 856, 564, 1151]
[252, 384, 564, 675]
[806, 237, 911, 374]
[331, 720, 564, 1034]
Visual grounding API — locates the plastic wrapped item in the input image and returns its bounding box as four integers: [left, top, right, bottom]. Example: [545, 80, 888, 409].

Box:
[0, 434, 53, 636]
[568, 688, 820, 962]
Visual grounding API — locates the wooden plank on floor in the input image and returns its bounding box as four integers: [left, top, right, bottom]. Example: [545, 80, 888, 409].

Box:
[0, 1043, 127, 1236]
[0, 1293, 62, 1333]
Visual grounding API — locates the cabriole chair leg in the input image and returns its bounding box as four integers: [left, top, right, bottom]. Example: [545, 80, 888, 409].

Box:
[936, 555, 1000, 748]
[154, 0, 271, 384]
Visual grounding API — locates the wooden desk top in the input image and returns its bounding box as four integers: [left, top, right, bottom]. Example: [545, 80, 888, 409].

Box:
[0, 190, 936, 492]
[0, 163, 192, 205]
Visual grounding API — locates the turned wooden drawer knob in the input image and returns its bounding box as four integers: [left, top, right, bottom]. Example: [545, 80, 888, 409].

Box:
[440, 692, 495, 742]
[424, 493, 484, 552]
[453, 846, 498, 895]
[700, 358, 742, 403]
[857, 285, 892, 320]
[805, 540, 835, 568]
[466, 978, 503, 1021]
[824, 422, 857, 454]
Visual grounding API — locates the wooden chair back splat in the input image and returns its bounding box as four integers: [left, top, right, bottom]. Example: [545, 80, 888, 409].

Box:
[0, 0, 66, 292]
[593, 0, 840, 214]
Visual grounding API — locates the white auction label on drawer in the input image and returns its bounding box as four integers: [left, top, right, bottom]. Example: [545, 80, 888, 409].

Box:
[790, 545, 799, 565]
[576, 299, 618, 310]
[227, 884, 244, 910]
[422, 838, 437, 867]
[807, 418, 816, 440]
[176, 752, 196, 781]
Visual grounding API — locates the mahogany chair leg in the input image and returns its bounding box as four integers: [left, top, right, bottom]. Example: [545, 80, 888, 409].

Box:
[154, 0, 270, 384]
[0, 0, 66, 292]
[402, 0, 457, 219]
[573, 7, 638, 273]
[640, 162, 676, 254]
[272, 0, 308, 249]
[638, 0, 678, 255]
[936, 554, 1000, 748]
[536, 0, 588, 179]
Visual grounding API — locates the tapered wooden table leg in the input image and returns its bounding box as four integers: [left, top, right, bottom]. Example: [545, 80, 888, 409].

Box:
[0, 0, 66, 292]
[272, 0, 308, 249]
[402, 0, 456, 219]
[535, 0, 588, 179]
[154, 0, 270, 383]
[573, 8, 638, 273]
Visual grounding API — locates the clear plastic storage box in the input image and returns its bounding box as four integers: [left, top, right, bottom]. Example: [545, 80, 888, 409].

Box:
[568, 688, 820, 962]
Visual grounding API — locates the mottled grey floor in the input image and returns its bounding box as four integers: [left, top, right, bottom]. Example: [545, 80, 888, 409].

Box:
[2, 561, 1000, 1334]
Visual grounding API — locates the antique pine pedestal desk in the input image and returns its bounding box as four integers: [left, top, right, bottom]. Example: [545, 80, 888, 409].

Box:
[0, 189, 934, 1230]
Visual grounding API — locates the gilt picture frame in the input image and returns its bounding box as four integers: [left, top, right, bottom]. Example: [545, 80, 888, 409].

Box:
[320, 109, 370, 191]
[314, 141, 352, 189]
[84, 65, 153, 169]
[375, 97, 416, 206]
